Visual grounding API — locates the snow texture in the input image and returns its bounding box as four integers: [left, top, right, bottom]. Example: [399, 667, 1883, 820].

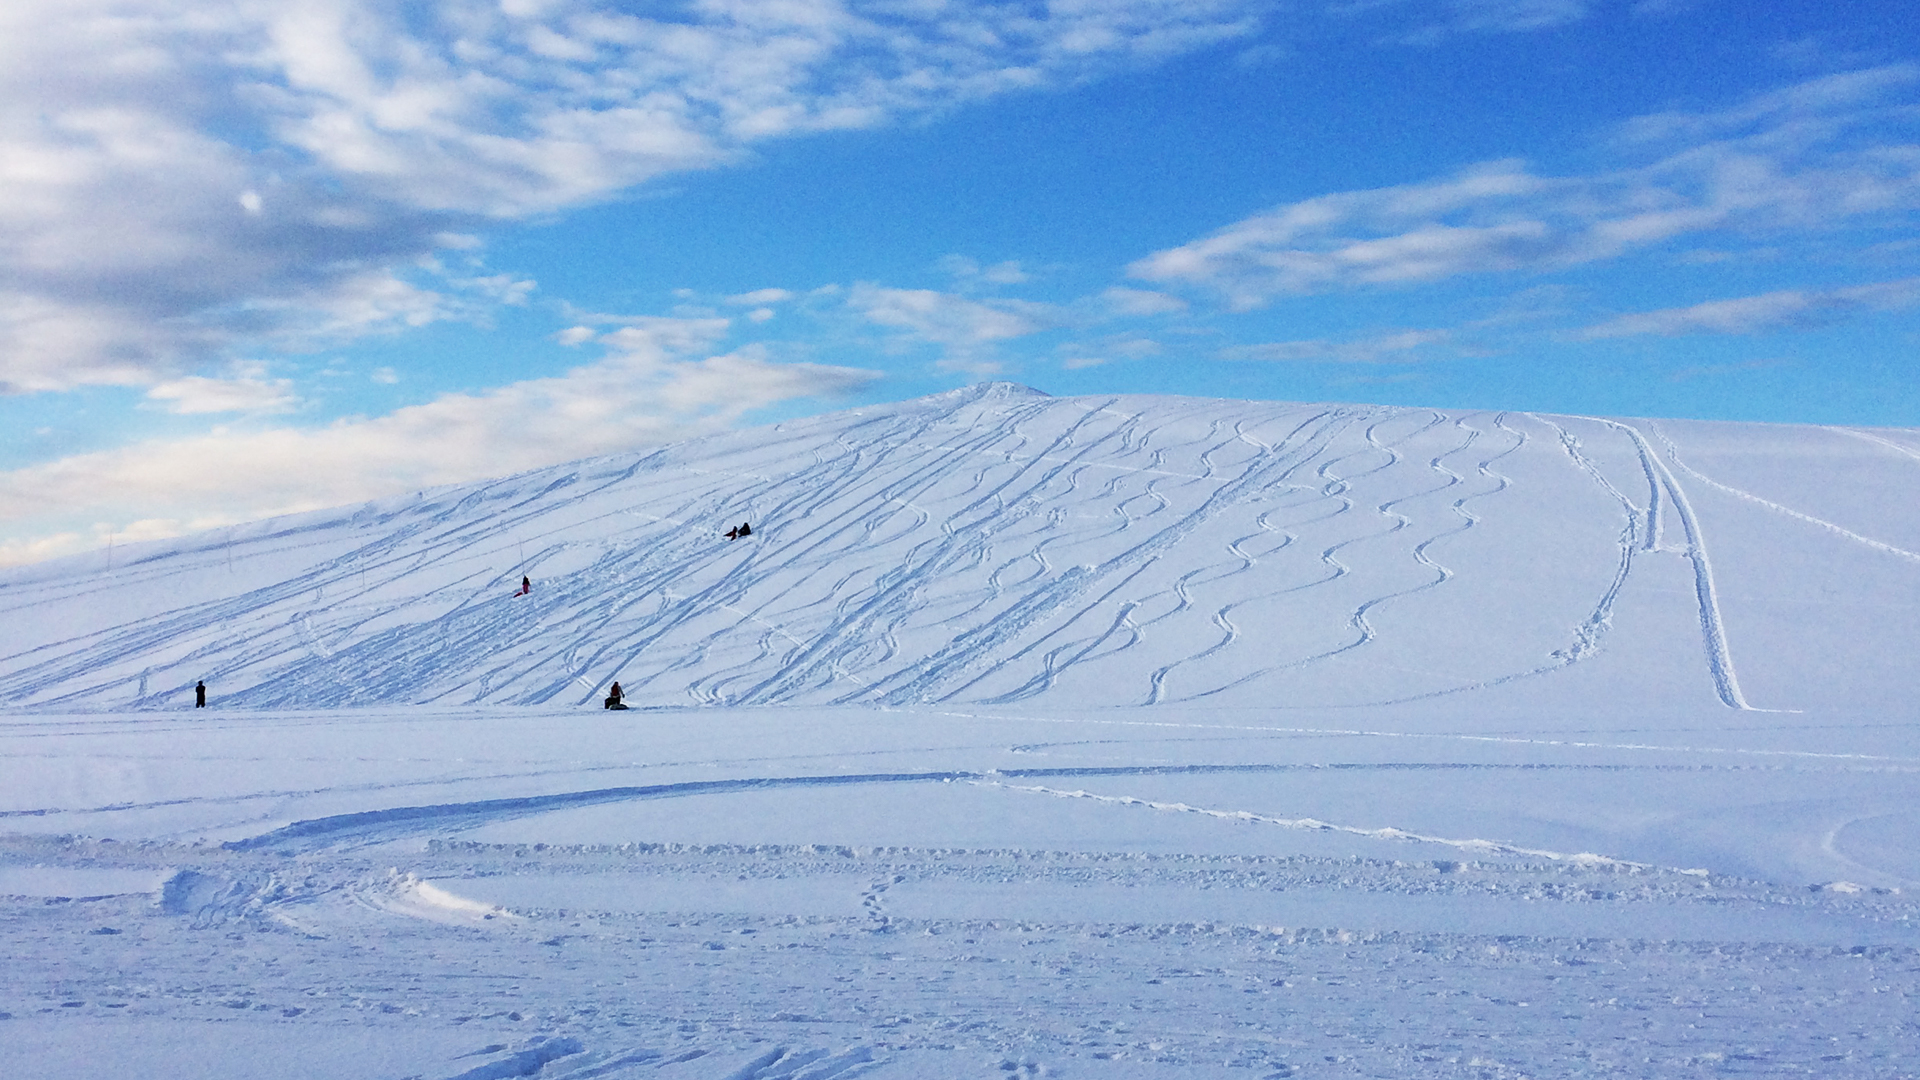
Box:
[2, 384, 1916, 1078]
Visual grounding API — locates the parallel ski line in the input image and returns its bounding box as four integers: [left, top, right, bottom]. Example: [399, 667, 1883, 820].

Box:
[982, 781, 1675, 872]
[928, 709, 1920, 763]
[1567, 416, 1752, 710]
[1650, 424, 1920, 565]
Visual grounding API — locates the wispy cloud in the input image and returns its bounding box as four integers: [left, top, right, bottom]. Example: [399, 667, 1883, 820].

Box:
[1669, 358, 1790, 381]
[0, 316, 878, 566]
[848, 283, 1063, 373]
[1057, 333, 1165, 369]
[1100, 287, 1190, 316]
[1331, 0, 1595, 45]
[1579, 277, 1920, 338]
[726, 288, 796, 306]
[1129, 67, 1920, 308]
[1224, 328, 1454, 363]
[145, 368, 298, 415]
[938, 255, 1032, 289]
[1, 0, 1270, 394]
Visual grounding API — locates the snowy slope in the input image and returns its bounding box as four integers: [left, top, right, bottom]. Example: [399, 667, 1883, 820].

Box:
[4, 385, 1920, 1080]
[5, 382, 1917, 715]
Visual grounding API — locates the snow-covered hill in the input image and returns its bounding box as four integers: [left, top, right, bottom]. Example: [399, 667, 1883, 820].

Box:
[5, 386, 1920, 1079]
[4, 382, 1917, 715]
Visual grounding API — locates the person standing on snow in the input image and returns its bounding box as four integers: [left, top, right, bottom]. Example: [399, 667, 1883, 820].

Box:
[195, 680, 206, 708]
[604, 682, 624, 710]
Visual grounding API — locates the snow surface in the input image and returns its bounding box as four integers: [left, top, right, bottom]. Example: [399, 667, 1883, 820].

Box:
[2, 384, 1917, 1078]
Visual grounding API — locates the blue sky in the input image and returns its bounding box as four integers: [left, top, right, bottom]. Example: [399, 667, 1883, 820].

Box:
[3, 0, 1918, 564]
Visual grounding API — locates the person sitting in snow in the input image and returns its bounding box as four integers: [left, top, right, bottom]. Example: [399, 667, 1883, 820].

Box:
[724, 525, 738, 541]
[736, 521, 751, 537]
[604, 681, 625, 710]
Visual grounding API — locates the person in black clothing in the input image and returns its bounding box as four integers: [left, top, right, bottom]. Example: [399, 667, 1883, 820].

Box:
[737, 521, 751, 537]
[195, 680, 206, 708]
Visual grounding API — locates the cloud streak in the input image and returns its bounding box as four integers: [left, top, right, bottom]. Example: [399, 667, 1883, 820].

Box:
[1223, 328, 1454, 363]
[1580, 277, 1920, 338]
[848, 283, 1067, 373]
[1335, 0, 1594, 46]
[1129, 67, 1920, 308]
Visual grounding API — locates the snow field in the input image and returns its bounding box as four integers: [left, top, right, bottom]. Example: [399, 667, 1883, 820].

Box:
[4, 702, 1918, 1077]
[4, 385, 1919, 1076]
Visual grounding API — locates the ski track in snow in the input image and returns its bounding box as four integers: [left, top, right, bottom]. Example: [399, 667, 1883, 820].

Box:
[196, 760, 1777, 875]
[1838, 425, 1920, 464]
[980, 780, 1673, 871]
[1587, 417, 1752, 710]
[1649, 423, 1920, 565]
[1535, 415, 1759, 710]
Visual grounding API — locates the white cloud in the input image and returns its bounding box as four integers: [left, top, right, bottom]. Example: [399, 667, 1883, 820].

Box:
[1610, 65, 1920, 147]
[145, 370, 297, 414]
[0, 0, 1271, 394]
[0, 316, 879, 566]
[1101, 287, 1189, 316]
[1057, 333, 1165, 369]
[1224, 328, 1453, 363]
[1332, 0, 1594, 45]
[1130, 68, 1920, 308]
[1579, 277, 1920, 338]
[849, 283, 1061, 351]
[1434, 0, 1590, 34]
[938, 255, 1031, 288]
[726, 288, 795, 306]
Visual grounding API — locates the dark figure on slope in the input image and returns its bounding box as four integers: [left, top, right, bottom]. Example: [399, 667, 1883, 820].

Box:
[737, 521, 751, 537]
[724, 521, 753, 542]
[195, 680, 206, 708]
[604, 682, 627, 710]
[724, 526, 737, 540]
[514, 575, 530, 596]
